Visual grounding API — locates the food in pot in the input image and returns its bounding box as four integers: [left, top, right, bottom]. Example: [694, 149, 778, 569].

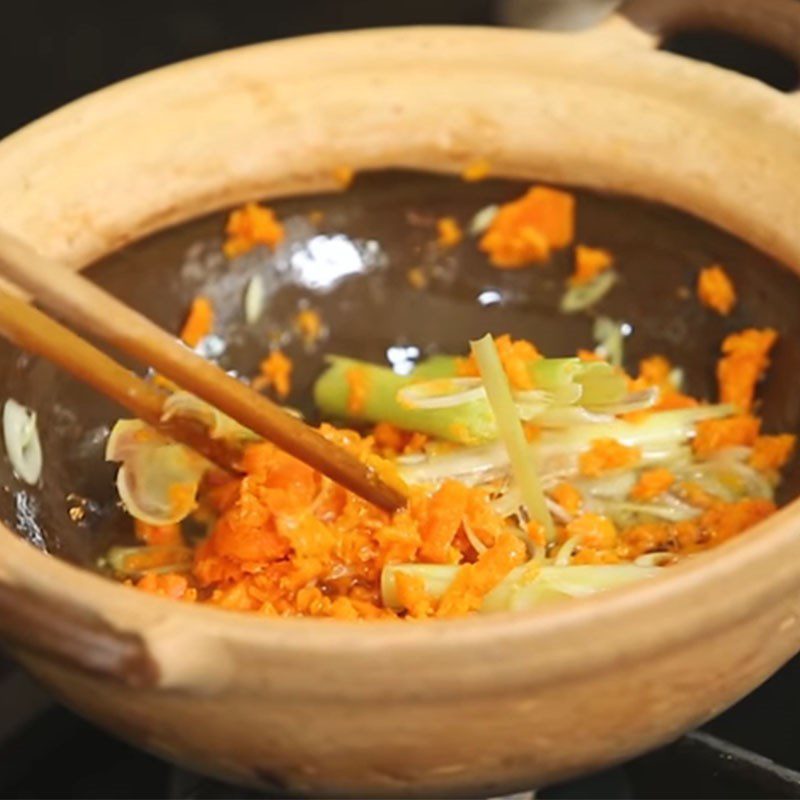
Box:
[97, 184, 795, 619]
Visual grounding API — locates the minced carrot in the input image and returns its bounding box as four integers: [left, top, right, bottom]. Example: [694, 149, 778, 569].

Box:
[565, 513, 617, 549]
[223, 202, 285, 259]
[345, 367, 369, 415]
[419, 480, 470, 563]
[717, 328, 778, 412]
[435, 532, 526, 617]
[551, 482, 583, 515]
[332, 166, 355, 188]
[579, 438, 641, 477]
[571, 245, 613, 286]
[136, 573, 194, 600]
[436, 217, 463, 248]
[698, 265, 736, 315]
[373, 422, 428, 456]
[692, 415, 760, 456]
[179, 296, 214, 348]
[395, 572, 434, 618]
[750, 434, 796, 472]
[294, 308, 323, 345]
[479, 186, 575, 269]
[630, 468, 675, 501]
[456, 334, 540, 390]
[134, 520, 183, 547]
[578, 348, 604, 362]
[461, 158, 491, 182]
[406, 267, 428, 289]
[254, 349, 293, 399]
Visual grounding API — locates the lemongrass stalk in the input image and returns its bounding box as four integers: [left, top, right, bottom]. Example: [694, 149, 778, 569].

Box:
[398, 404, 737, 486]
[471, 334, 554, 540]
[313, 356, 496, 443]
[381, 563, 662, 613]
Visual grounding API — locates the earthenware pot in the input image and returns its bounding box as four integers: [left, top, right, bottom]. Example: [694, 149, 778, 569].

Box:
[1, 0, 800, 795]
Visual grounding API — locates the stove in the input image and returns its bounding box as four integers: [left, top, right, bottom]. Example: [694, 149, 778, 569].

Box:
[2, 650, 799, 799]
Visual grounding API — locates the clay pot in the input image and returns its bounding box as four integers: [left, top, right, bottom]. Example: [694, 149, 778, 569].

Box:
[1, 1, 800, 796]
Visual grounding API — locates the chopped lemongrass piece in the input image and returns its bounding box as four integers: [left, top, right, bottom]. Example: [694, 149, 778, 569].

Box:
[244, 275, 265, 323]
[3, 399, 42, 485]
[469, 204, 499, 235]
[381, 563, 662, 613]
[593, 316, 627, 367]
[560, 270, 618, 314]
[397, 378, 486, 410]
[471, 334, 554, 540]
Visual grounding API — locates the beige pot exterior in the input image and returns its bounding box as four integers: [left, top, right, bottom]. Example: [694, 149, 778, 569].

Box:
[1, 21, 800, 797]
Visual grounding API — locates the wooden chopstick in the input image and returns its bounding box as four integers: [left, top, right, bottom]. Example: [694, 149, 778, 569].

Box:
[0, 229, 406, 512]
[0, 287, 246, 473]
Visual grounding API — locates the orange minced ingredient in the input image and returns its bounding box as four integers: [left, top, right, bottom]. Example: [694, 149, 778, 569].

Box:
[571, 245, 613, 286]
[332, 166, 355, 188]
[346, 367, 369, 415]
[373, 422, 428, 457]
[717, 328, 778, 412]
[224, 202, 285, 259]
[436, 216, 463, 248]
[698, 265, 736, 315]
[630, 468, 675, 501]
[750, 434, 796, 472]
[551, 482, 583, 515]
[456, 333, 541, 390]
[182, 431, 525, 619]
[566, 513, 617, 549]
[479, 186, 575, 269]
[253, 349, 293, 399]
[134, 520, 183, 547]
[579, 438, 641, 477]
[136, 573, 195, 601]
[179, 296, 214, 348]
[294, 308, 324, 345]
[627, 355, 697, 417]
[692, 415, 760, 456]
[461, 158, 492, 182]
[406, 267, 428, 289]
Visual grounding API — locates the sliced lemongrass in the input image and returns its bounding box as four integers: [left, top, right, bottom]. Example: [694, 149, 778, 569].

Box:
[586, 388, 658, 415]
[593, 316, 626, 367]
[396, 377, 485, 410]
[244, 275, 265, 323]
[560, 270, 618, 314]
[528, 406, 614, 427]
[554, 534, 582, 566]
[471, 334, 554, 540]
[381, 563, 662, 613]
[106, 544, 193, 577]
[161, 391, 259, 442]
[469, 204, 499, 235]
[634, 552, 675, 567]
[3, 399, 42, 485]
[108, 419, 208, 525]
[595, 500, 699, 523]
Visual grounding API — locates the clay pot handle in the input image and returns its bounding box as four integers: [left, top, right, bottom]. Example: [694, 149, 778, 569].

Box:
[621, 0, 800, 82]
[0, 579, 159, 687]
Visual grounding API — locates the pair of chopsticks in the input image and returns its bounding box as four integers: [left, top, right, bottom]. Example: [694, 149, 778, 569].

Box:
[0, 229, 405, 512]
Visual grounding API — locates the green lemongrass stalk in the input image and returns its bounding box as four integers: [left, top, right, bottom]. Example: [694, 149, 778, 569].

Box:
[313, 354, 628, 442]
[381, 563, 662, 613]
[471, 334, 554, 540]
[312, 356, 496, 443]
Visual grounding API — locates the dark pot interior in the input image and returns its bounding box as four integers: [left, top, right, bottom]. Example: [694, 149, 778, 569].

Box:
[3, 170, 800, 571]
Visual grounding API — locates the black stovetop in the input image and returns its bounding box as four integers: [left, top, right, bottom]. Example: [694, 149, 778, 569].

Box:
[2, 651, 800, 799]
